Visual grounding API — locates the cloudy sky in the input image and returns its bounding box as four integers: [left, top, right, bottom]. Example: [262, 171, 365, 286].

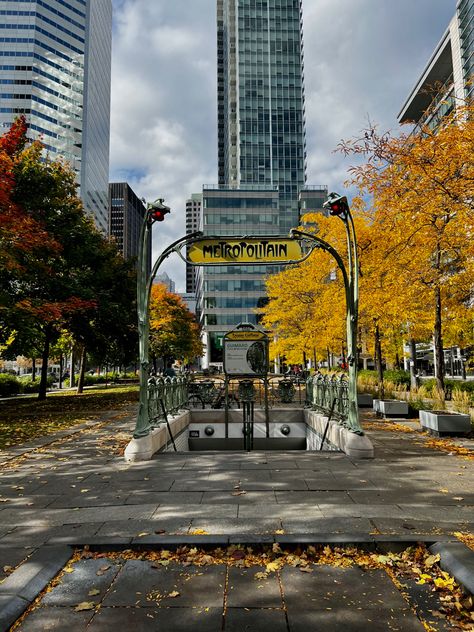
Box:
[109, 0, 456, 290]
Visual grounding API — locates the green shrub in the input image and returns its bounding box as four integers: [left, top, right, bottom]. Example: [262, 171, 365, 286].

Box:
[20, 378, 40, 393]
[383, 369, 410, 387]
[0, 374, 21, 397]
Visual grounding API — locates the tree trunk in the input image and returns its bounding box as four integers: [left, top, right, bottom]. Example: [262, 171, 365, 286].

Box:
[326, 347, 331, 370]
[69, 350, 75, 388]
[38, 327, 51, 400]
[433, 285, 445, 393]
[374, 323, 384, 399]
[76, 345, 87, 394]
[32, 358, 36, 382]
[409, 338, 418, 390]
[395, 352, 401, 369]
[59, 354, 63, 390]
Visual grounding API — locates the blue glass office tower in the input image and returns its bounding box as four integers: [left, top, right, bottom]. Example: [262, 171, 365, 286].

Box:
[217, 0, 307, 231]
[197, 0, 322, 367]
[0, 0, 112, 233]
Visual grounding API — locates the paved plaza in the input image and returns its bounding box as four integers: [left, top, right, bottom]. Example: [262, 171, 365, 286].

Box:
[0, 406, 473, 629]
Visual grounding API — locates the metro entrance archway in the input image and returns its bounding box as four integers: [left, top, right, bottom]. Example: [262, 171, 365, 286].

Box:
[126, 194, 374, 461]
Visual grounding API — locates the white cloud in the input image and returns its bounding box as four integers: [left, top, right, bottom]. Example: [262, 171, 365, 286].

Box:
[110, 0, 456, 290]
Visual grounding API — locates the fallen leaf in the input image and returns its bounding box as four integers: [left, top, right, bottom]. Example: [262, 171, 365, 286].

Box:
[167, 591, 180, 598]
[137, 532, 150, 537]
[74, 601, 96, 612]
[190, 529, 208, 535]
[424, 554, 440, 568]
[232, 490, 247, 496]
[3, 565, 14, 573]
[299, 566, 313, 573]
[274, 529, 285, 535]
[88, 589, 100, 596]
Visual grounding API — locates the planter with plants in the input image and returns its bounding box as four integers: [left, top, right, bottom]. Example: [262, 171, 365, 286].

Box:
[419, 409, 471, 436]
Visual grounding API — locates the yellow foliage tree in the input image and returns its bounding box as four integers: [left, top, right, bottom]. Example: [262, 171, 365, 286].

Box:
[338, 100, 474, 390]
[149, 283, 203, 369]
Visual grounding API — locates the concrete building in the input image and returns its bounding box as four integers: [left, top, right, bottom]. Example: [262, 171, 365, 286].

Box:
[108, 182, 151, 274]
[196, 0, 326, 368]
[398, 0, 473, 128]
[185, 193, 202, 294]
[0, 0, 112, 233]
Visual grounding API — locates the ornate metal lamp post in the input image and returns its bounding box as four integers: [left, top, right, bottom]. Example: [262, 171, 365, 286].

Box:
[323, 192, 360, 433]
[135, 199, 170, 439]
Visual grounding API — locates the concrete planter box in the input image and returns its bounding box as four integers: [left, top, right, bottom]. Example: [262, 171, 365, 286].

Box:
[373, 399, 409, 418]
[419, 410, 471, 436]
[357, 393, 373, 408]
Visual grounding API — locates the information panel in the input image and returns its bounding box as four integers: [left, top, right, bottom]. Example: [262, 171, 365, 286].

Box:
[223, 326, 269, 376]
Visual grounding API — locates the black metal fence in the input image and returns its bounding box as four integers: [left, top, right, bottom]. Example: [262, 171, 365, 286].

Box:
[186, 376, 307, 409]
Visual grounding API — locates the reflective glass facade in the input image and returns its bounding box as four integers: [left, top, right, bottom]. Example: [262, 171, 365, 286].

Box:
[217, 0, 306, 231]
[197, 1, 316, 366]
[0, 0, 112, 233]
[458, 0, 474, 100]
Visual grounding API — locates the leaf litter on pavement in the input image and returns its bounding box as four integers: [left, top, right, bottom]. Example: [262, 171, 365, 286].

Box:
[10, 543, 474, 631]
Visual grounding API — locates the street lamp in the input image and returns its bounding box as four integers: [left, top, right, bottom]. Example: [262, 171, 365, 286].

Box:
[135, 199, 171, 439]
[323, 192, 360, 433]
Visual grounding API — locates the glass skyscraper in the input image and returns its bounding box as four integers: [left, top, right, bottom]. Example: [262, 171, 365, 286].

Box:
[0, 0, 112, 233]
[196, 0, 326, 367]
[217, 0, 306, 231]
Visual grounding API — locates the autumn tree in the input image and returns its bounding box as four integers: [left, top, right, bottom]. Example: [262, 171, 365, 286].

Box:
[338, 101, 474, 391]
[149, 284, 203, 369]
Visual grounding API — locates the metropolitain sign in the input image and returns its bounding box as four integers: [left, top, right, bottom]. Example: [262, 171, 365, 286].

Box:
[186, 237, 307, 265]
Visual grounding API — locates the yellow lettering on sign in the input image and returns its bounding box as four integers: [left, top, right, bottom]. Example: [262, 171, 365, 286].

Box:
[187, 238, 304, 264]
[226, 331, 266, 341]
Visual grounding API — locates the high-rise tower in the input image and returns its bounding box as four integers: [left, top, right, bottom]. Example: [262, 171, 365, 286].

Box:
[197, 0, 325, 368]
[0, 1, 112, 233]
[217, 0, 307, 231]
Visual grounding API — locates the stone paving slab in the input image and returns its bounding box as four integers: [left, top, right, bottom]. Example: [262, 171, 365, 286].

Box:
[11, 558, 436, 632]
[227, 566, 281, 607]
[1, 407, 474, 629]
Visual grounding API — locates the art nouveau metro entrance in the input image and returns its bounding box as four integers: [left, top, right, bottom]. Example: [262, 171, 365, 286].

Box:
[125, 196, 374, 461]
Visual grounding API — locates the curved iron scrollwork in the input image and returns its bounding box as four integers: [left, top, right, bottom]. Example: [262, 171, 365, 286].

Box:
[277, 379, 295, 403]
[306, 372, 349, 424]
[147, 376, 188, 425]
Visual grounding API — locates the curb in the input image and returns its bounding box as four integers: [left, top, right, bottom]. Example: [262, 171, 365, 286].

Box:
[430, 541, 474, 595]
[0, 545, 72, 630]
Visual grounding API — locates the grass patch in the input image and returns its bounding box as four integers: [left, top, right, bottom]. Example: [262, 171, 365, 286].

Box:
[0, 385, 138, 450]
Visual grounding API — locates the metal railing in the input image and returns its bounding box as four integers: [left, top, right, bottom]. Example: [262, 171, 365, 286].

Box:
[147, 376, 188, 425]
[305, 373, 349, 423]
[186, 376, 307, 409]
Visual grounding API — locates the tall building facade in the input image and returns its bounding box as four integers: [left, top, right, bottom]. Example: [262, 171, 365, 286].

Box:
[398, 0, 473, 127]
[217, 0, 306, 231]
[196, 0, 326, 367]
[108, 182, 151, 274]
[185, 193, 202, 293]
[0, 0, 112, 233]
